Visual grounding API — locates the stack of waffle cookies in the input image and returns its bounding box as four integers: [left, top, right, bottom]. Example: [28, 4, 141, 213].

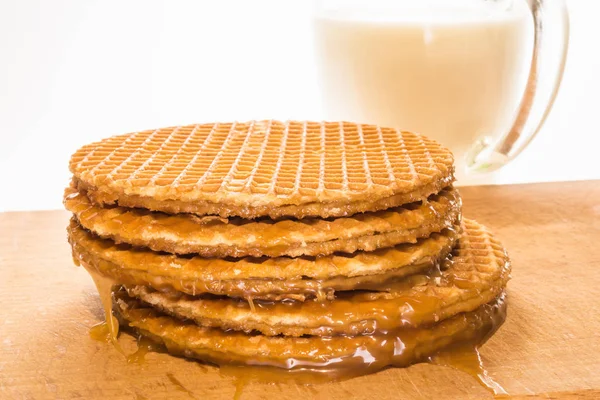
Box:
[65, 120, 510, 375]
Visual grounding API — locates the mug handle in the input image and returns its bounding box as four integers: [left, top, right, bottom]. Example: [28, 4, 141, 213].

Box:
[467, 0, 570, 172]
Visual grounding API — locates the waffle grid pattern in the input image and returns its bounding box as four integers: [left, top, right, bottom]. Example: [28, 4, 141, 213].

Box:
[70, 120, 454, 206]
[447, 219, 510, 282]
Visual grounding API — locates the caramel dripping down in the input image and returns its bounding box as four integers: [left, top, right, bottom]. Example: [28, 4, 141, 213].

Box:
[86, 266, 162, 365]
[77, 251, 507, 396]
[84, 265, 125, 356]
[247, 297, 256, 313]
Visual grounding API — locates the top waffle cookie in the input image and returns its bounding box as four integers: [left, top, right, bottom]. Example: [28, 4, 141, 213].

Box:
[69, 120, 454, 218]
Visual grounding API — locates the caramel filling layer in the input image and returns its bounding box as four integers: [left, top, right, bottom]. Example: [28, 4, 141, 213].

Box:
[69, 220, 463, 301]
[115, 290, 507, 378]
[65, 185, 461, 258]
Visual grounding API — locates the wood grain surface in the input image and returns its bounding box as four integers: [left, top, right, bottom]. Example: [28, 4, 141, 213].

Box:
[1, 181, 599, 399]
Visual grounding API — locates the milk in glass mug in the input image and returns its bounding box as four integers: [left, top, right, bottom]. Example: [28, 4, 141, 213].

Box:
[313, 0, 569, 184]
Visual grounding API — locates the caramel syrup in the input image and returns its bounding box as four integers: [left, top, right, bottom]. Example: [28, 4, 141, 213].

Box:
[430, 344, 508, 396]
[126, 336, 165, 364]
[85, 265, 125, 356]
[78, 254, 508, 397]
[89, 321, 111, 342]
[217, 343, 508, 399]
[99, 305, 507, 399]
[219, 365, 336, 400]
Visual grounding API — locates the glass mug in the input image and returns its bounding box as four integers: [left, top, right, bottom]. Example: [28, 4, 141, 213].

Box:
[313, 0, 569, 184]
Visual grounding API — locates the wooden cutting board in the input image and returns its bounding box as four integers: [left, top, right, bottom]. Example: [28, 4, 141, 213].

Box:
[1, 181, 599, 400]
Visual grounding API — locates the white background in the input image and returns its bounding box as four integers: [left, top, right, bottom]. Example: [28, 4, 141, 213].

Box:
[0, 0, 598, 212]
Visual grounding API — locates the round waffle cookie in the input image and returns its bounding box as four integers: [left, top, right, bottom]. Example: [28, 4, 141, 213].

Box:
[64, 186, 461, 258]
[115, 291, 506, 375]
[119, 218, 510, 337]
[68, 219, 460, 302]
[69, 120, 454, 219]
